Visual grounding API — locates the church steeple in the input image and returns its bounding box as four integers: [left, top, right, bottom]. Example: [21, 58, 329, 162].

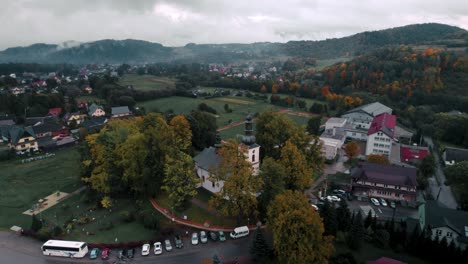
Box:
[242, 113, 256, 145]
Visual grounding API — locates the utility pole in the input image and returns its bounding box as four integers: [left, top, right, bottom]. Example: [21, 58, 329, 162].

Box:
[436, 187, 442, 201]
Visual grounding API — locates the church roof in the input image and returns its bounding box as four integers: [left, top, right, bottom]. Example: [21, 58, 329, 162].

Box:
[193, 147, 221, 171]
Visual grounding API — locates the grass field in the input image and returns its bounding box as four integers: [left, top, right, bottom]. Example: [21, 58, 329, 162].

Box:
[119, 74, 176, 91]
[0, 147, 82, 229]
[75, 95, 104, 103]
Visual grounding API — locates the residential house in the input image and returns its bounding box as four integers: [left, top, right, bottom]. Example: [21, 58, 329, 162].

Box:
[418, 200, 468, 249]
[365, 113, 396, 157]
[76, 100, 88, 110]
[83, 85, 93, 94]
[63, 112, 86, 126]
[341, 102, 392, 141]
[319, 126, 346, 160]
[194, 114, 260, 194]
[400, 144, 429, 164]
[9, 87, 25, 96]
[47, 108, 62, 117]
[324, 117, 347, 131]
[81, 117, 107, 134]
[88, 103, 105, 117]
[111, 106, 132, 119]
[442, 147, 468, 166]
[7, 126, 38, 153]
[351, 162, 417, 202]
[32, 122, 69, 139]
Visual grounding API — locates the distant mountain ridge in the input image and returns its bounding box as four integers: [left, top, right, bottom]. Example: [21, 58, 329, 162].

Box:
[0, 23, 466, 64]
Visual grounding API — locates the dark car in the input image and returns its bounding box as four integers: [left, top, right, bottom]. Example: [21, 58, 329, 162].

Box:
[209, 231, 218, 241]
[174, 234, 183, 249]
[89, 248, 99, 259]
[101, 248, 110, 260]
[127, 248, 134, 258]
[118, 249, 126, 259]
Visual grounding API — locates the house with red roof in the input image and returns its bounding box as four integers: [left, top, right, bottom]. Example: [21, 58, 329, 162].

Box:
[400, 144, 429, 164]
[365, 113, 396, 157]
[47, 108, 62, 117]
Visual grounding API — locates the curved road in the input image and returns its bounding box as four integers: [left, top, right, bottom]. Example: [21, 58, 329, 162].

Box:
[0, 231, 252, 264]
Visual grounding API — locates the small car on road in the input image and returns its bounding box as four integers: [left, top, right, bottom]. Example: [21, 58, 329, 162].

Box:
[218, 231, 226, 242]
[127, 248, 134, 258]
[191, 232, 199, 245]
[164, 239, 173, 252]
[390, 201, 396, 209]
[174, 234, 183, 248]
[101, 248, 110, 260]
[370, 198, 380, 206]
[210, 231, 218, 241]
[379, 198, 388, 207]
[141, 244, 150, 256]
[89, 248, 99, 259]
[200, 231, 208, 244]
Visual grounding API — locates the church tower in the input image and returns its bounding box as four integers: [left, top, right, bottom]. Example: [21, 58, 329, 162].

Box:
[242, 113, 260, 174]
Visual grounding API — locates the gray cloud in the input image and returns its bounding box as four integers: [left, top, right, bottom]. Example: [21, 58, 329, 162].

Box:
[0, 0, 466, 50]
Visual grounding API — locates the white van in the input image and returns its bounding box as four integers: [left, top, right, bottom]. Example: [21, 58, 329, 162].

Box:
[230, 226, 250, 239]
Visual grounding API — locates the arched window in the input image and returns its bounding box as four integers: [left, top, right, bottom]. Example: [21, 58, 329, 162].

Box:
[252, 155, 255, 162]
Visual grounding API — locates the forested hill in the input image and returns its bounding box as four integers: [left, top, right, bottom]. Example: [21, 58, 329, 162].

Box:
[0, 23, 466, 64]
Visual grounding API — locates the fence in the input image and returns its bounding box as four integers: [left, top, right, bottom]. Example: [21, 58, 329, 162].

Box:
[20, 153, 55, 164]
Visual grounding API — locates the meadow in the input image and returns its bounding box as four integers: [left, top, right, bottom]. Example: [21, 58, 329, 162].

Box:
[118, 74, 176, 91]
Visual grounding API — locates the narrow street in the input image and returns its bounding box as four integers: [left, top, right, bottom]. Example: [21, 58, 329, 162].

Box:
[424, 137, 458, 209]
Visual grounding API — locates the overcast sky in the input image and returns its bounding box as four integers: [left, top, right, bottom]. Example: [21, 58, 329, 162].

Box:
[1, 0, 467, 50]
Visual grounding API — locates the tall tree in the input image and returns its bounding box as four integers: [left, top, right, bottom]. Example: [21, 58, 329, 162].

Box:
[444, 161, 468, 210]
[306, 116, 321, 135]
[418, 154, 435, 178]
[267, 190, 334, 264]
[346, 211, 365, 250]
[250, 227, 270, 263]
[367, 154, 390, 164]
[169, 115, 192, 153]
[209, 140, 263, 224]
[336, 199, 352, 232]
[162, 151, 200, 208]
[258, 157, 286, 218]
[320, 200, 338, 236]
[279, 140, 313, 190]
[31, 214, 42, 232]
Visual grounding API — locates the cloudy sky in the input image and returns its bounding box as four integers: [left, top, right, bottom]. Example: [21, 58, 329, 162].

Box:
[1, 0, 467, 50]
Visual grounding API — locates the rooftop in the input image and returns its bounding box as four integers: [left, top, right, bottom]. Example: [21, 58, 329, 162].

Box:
[368, 113, 396, 138]
[111, 106, 131, 115]
[351, 162, 417, 187]
[400, 144, 429, 162]
[193, 147, 220, 171]
[344, 102, 392, 117]
[443, 147, 468, 163]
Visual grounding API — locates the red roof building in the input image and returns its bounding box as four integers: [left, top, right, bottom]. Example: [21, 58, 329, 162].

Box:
[400, 144, 429, 163]
[367, 113, 396, 138]
[47, 108, 62, 117]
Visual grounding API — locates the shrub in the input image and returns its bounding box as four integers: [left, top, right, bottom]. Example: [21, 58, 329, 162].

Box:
[198, 103, 217, 114]
[37, 227, 52, 241]
[140, 212, 160, 230]
[52, 225, 63, 237]
[120, 210, 135, 223]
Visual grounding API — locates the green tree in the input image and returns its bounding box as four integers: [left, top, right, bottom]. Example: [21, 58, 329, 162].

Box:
[444, 161, 468, 209]
[306, 116, 321, 135]
[279, 140, 313, 190]
[169, 115, 192, 153]
[344, 141, 359, 160]
[250, 227, 270, 263]
[336, 199, 352, 232]
[346, 211, 365, 250]
[320, 200, 338, 236]
[209, 140, 263, 224]
[267, 190, 334, 264]
[258, 157, 286, 218]
[162, 151, 200, 208]
[418, 154, 435, 178]
[31, 214, 42, 232]
[367, 154, 390, 165]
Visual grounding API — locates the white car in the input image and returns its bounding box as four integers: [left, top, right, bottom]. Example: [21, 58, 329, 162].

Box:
[370, 198, 380, 206]
[153, 242, 162, 255]
[191, 232, 199, 245]
[200, 231, 208, 244]
[327, 195, 341, 202]
[164, 239, 173, 251]
[311, 204, 319, 211]
[141, 243, 150, 256]
[379, 198, 388, 207]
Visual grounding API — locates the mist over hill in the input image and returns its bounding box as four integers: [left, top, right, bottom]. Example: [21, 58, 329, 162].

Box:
[0, 23, 465, 64]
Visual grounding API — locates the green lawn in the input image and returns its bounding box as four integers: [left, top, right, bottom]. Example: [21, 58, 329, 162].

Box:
[41, 195, 160, 243]
[119, 74, 176, 91]
[0, 147, 82, 229]
[334, 242, 428, 264]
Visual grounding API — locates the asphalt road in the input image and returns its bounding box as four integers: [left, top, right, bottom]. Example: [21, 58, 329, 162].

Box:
[424, 137, 458, 209]
[0, 231, 252, 264]
[347, 200, 418, 221]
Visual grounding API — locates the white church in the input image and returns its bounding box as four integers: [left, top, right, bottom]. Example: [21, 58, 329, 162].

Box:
[193, 114, 260, 193]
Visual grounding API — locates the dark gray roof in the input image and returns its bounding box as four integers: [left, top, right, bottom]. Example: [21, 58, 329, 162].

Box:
[344, 102, 392, 116]
[444, 147, 468, 163]
[32, 122, 66, 134]
[82, 117, 107, 129]
[111, 106, 131, 115]
[88, 103, 104, 116]
[25, 116, 58, 126]
[422, 200, 468, 243]
[8, 126, 36, 143]
[351, 162, 417, 187]
[193, 147, 220, 171]
[0, 119, 15, 127]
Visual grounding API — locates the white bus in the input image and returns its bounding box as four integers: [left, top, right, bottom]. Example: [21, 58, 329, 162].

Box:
[41, 240, 88, 258]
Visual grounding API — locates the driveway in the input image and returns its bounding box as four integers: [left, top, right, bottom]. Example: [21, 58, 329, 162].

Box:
[347, 200, 418, 221]
[424, 137, 458, 209]
[0, 231, 253, 264]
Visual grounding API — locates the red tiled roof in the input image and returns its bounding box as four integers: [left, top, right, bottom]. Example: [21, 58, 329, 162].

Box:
[366, 257, 407, 264]
[368, 113, 396, 138]
[400, 145, 429, 162]
[47, 108, 62, 116]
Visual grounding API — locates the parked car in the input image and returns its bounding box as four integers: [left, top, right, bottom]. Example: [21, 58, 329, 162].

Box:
[379, 198, 388, 207]
[164, 239, 173, 251]
[191, 232, 199, 245]
[218, 231, 226, 242]
[174, 234, 183, 248]
[118, 249, 124, 259]
[311, 204, 319, 211]
[370, 198, 380, 206]
[89, 248, 99, 259]
[141, 244, 150, 256]
[200, 231, 208, 243]
[154, 242, 162, 255]
[127, 248, 134, 258]
[101, 248, 110, 260]
[390, 201, 396, 209]
[332, 189, 346, 195]
[210, 231, 218, 241]
[327, 195, 341, 202]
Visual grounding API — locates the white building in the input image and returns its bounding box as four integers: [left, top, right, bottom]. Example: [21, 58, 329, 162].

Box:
[341, 102, 392, 141]
[319, 118, 347, 160]
[193, 114, 260, 194]
[365, 113, 396, 157]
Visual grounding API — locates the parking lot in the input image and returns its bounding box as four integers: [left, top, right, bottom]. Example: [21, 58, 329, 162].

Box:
[347, 200, 418, 221]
